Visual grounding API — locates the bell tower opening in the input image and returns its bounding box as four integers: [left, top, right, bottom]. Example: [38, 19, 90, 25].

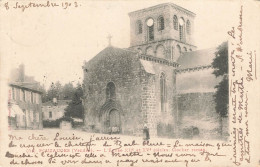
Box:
[146, 18, 154, 41]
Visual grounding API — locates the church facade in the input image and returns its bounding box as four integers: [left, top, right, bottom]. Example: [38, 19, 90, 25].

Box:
[82, 3, 228, 139]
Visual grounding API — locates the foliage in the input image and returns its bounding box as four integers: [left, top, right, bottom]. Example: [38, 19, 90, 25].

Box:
[62, 83, 75, 100]
[43, 119, 60, 128]
[41, 82, 76, 102]
[212, 42, 228, 77]
[212, 41, 229, 117]
[64, 83, 84, 118]
[214, 78, 229, 117]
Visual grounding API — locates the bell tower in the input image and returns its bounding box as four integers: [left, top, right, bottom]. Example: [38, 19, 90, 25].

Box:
[128, 3, 197, 61]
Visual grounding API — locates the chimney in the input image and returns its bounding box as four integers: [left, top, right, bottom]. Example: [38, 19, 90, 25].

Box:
[18, 64, 25, 82]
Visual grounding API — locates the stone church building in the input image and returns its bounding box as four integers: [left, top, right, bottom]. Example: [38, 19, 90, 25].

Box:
[82, 3, 228, 139]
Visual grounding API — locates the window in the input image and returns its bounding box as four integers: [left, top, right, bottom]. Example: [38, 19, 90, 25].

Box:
[31, 92, 34, 103]
[136, 20, 142, 34]
[186, 20, 191, 34]
[34, 93, 36, 104]
[49, 112, 52, 119]
[16, 88, 20, 101]
[12, 87, 15, 100]
[22, 90, 25, 101]
[176, 45, 181, 60]
[30, 110, 33, 122]
[35, 113, 39, 122]
[20, 89, 23, 101]
[171, 46, 174, 60]
[146, 18, 154, 41]
[148, 26, 154, 41]
[158, 16, 164, 31]
[173, 15, 178, 30]
[36, 94, 39, 104]
[179, 18, 185, 41]
[160, 73, 166, 112]
[106, 82, 116, 101]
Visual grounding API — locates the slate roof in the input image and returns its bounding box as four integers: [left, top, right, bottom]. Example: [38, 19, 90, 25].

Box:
[177, 48, 217, 70]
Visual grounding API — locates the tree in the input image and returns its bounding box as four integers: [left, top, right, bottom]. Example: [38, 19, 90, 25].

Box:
[64, 83, 84, 118]
[212, 41, 228, 136]
[46, 81, 63, 101]
[62, 82, 74, 100]
[39, 85, 48, 103]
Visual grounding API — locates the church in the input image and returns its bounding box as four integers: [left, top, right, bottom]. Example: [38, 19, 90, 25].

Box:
[82, 3, 228, 139]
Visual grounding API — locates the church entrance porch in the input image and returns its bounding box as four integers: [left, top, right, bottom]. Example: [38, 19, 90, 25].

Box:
[99, 99, 122, 134]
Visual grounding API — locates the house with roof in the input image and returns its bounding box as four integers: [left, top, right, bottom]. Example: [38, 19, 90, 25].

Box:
[8, 64, 43, 130]
[42, 98, 70, 121]
[82, 3, 228, 139]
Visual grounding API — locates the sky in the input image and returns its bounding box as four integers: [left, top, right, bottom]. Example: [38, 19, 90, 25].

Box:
[0, 0, 243, 89]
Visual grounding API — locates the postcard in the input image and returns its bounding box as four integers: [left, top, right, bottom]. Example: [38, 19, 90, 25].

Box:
[0, 0, 259, 166]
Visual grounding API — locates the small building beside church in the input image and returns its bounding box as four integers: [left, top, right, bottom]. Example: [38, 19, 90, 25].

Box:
[8, 64, 43, 130]
[82, 3, 228, 139]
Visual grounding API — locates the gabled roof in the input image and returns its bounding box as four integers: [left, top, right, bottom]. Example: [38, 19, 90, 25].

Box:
[84, 46, 176, 75]
[9, 82, 42, 93]
[177, 48, 217, 70]
[85, 46, 137, 67]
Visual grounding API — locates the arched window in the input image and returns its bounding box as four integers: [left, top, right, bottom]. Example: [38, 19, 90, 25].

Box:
[106, 82, 116, 100]
[186, 20, 191, 34]
[176, 45, 181, 60]
[173, 15, 178, 30]
[136, 20, 142, 34]
[146, 46, 154, 56]
[171, 46, 175, 60]
[156, 45, 165, 58]
[158, 16, 164, 31]
[179, 17, 185, 41]
[146, 18, 154, 41]
[160, 73, 166, 112]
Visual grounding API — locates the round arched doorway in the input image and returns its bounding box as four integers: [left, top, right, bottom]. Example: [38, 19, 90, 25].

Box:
[108, 109, 121, 134]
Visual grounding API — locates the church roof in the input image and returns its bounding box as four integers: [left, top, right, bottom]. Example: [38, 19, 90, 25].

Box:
[177, 48, 217, 70]
[85, 46, 137, 66]
[140, 59, 155, 74]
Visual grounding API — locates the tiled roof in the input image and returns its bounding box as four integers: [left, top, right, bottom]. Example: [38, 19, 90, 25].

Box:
[177, 48, 217, 70]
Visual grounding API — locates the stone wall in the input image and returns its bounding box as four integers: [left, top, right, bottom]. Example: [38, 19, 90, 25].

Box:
[83, 47, 177, 137]
[176, 69, 228, 140]
[129, 3, 195, 47]
[139, 58, 176, 137]
[128, 3, 196, 61]
[177, 92, 228, 140]
[83, 48, 145, 135]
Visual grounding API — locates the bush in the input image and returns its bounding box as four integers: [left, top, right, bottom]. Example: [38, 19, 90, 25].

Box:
[43, 119, 60, 128]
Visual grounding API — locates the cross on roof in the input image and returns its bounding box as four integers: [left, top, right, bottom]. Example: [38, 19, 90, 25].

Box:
[107, 34, 112, 46]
